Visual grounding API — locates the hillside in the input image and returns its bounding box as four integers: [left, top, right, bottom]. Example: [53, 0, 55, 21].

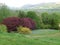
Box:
[21, 2, 60, 9]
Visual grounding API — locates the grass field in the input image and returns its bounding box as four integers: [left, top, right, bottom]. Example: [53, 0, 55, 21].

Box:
[0, 29, 60, 45]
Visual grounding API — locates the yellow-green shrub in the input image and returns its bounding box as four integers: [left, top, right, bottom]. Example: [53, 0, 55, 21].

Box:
[0, 24, 7, 32]
[17, 26, 32, 34]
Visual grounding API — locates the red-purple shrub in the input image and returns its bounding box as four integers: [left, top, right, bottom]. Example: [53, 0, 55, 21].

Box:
[20, 18, 36, 30]
[2, 17, 21, 32]
[2, 17, 36, 32]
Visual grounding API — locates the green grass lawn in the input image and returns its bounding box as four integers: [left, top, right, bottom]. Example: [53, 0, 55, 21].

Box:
[0, 29, 60, 45]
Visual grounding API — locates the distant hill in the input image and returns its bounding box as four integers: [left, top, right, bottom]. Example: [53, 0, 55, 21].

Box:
[21, 2, 60, 13]
[21, 2, 60, 10]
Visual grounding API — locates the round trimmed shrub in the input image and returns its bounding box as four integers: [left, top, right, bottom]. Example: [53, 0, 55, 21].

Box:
[17, 26, 32, 34]
[0, 24, 7, 32]
[2, 17, 21, 32]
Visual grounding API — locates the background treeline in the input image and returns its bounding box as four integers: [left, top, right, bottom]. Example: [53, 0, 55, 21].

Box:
[0, 5, 60, 30]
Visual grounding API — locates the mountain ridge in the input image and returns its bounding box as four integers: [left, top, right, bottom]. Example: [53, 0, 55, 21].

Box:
[21, 2, 60, 9]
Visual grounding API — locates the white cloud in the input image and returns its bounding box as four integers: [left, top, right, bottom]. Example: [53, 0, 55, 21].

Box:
[0, 0, 60, 7]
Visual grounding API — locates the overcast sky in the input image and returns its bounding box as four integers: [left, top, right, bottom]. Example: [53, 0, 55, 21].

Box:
[0, 0, 60, 8]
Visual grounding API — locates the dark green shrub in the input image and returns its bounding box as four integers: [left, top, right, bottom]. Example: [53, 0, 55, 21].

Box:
[50, 13, 60, 29]
[18, 10, 27, 18]
[41, 12, 50, 24]
[41, 12, 60, 29]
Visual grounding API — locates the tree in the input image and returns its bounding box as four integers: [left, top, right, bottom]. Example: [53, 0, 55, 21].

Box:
[0, 5, 11, 22]
[50, 13, 60, 29]
[26, 11, 42, 29]
[18, 10, 26, 18]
